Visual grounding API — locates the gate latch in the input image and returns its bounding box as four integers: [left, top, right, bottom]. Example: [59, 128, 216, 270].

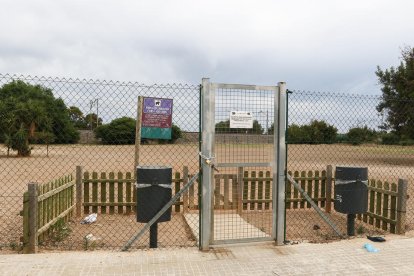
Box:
[199, 152, 219, 172]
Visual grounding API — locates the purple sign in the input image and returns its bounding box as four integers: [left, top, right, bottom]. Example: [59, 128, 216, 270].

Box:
[142, 97, 173, 128]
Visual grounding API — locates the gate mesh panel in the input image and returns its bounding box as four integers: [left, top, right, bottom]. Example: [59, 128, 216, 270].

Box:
[213, 86, 274, 242]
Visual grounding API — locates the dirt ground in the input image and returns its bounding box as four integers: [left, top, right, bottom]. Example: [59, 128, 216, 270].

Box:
[241, 209, 386, 243]
[1, 143, 413, 251]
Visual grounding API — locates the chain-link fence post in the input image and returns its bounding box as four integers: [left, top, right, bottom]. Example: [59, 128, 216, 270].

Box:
[274, 82, 287, 245]
[200, 78, 214, 250]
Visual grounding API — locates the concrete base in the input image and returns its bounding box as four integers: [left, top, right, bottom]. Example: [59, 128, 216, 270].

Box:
[184, 212, 269, 243]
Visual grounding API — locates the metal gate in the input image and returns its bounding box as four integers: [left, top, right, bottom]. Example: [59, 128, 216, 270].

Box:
[200, 79, 287, 249]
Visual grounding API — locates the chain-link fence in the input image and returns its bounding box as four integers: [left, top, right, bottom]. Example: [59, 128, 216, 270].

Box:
[286, 90, 414, 243]
[1, 73, 413, 253]
[0, 74, 201, 253]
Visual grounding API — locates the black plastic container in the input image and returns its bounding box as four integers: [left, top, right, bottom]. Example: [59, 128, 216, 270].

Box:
[334, 166, 368, 214]
[136, 166, 172, 223]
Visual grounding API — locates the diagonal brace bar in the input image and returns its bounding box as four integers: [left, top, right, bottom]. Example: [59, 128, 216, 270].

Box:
[121, 172, 200, 251]
[287, 174, 343, 237]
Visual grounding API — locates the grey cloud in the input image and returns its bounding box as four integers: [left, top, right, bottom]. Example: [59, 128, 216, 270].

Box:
[0, 0, 414, 94]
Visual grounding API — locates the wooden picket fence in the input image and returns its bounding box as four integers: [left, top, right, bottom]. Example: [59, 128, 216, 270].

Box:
[357, 179, 408, 234]
[21, 175, 75, 253]
[20, 165, 408, 254]
[79, 166, 199, 215]
[77, 166, 407, 236]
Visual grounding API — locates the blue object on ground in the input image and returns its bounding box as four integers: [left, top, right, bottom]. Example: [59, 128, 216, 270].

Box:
[364, 243, 379, 253]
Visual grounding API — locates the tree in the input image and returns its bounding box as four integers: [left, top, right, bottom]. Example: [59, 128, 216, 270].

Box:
[10, 126, 31, 156]
[68, 106, 87, 129]
[303, 120, 337, 144]
[85, 113, 103, 130]
[31, 131, 56, 156]
[376, 47, 414, 140]
[171, 124, 183, 142]
[215, 120, 263, 134]
[267, 123, 274, 135]
[0, 80, 79, 156]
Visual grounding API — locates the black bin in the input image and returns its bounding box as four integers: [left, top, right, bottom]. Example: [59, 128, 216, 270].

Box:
[136, 166, 172, 223]
[334, 166, 368, 214]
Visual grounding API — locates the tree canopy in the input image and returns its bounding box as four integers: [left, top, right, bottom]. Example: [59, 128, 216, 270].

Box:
[376, 47, 414, 140]
[0, 80, 79, 156]
[285, 120, 338, 144]
[68, 106, 102, 130]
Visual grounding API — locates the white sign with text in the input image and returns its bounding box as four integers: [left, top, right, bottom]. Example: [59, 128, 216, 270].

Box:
[229, 111, 253, 129]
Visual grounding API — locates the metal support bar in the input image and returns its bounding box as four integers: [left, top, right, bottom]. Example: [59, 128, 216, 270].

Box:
[274, 82, 287, 245]
[201, 78, 214, 250]
[121, 173, 200, 251]
[287, 174, 343, 237]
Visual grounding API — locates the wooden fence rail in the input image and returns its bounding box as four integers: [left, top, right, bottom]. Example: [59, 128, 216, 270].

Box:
[21, 175, 75, 253]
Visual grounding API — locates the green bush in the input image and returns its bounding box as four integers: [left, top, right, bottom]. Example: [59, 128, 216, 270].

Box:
[287, 124, 310, 144]
[346, 126, 377, 145]
[381, 132, 400, 145]
[287, 120, 337, 144]
[336, 133, 348, 143]
[95, 117, 183, 145]
[95, 117, 136, 145]
[399, 139, 414, 146]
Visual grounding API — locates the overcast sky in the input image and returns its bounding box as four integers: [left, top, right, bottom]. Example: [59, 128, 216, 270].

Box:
[1, 0, 414, 94]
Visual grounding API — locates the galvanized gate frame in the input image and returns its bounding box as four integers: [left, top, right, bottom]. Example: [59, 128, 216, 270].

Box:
[200, 78, 287, 250]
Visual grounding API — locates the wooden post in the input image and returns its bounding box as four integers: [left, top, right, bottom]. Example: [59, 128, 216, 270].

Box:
[237, 167, 243, 215]
[183, 166, 189, 213]
[22, 191, 29, 253]
[134, 96, 144, 173]
[396, 178, 408, 234]
[76, 166, 83, 217]
[28, 182, 38, 254]
[325, 165, 333, 213]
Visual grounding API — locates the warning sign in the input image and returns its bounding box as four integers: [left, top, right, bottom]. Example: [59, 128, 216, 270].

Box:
[230, 111, 253, 129]
[141, 97, 173, 139]
[142, 98, 173, 128]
